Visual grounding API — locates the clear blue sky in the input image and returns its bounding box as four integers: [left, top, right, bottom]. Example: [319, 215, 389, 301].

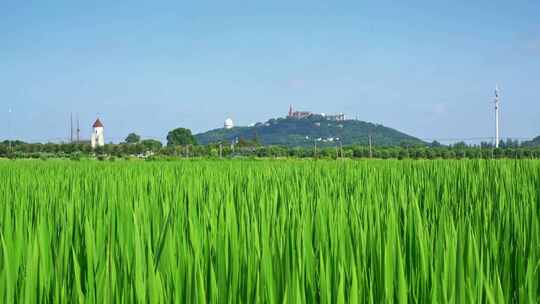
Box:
[1, 0, 539, 143]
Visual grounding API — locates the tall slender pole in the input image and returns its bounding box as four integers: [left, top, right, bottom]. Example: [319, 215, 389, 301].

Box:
[219, 142, 223, 158]
[77, 116, 80, 142]
[494, 86, 500, 148]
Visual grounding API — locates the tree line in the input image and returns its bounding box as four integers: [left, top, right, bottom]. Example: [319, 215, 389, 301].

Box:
[2, 128, 540, 160]
[2, 140, 540, 160]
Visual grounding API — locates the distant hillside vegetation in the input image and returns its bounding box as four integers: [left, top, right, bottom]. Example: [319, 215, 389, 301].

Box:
[522, 136, 540, 147]
[195, 115, 424, 147]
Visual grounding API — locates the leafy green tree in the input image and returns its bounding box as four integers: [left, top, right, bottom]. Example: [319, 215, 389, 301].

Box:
[453, 141, 468, 149]
[481, 149, 493, 159]
[167, 128, 197, 147]
[110, 144, 121, 156]
[103, 144, 114, 155]
[141, 139, 163, 151]
[430, 140, 442, 148]
[456, 150, 466, 159]
[493, 148, 503, 159]
[0, 145, 7, 157]
[94, 146, 105, 155]
[82, 144, 92, 154]
[442, 149, 454, 159]
[466, 149, 479, 159]
[379, 150, 389, 159]
[125, 133, 141, 144]
[413, 149, 427, 159]
[504, 148, 515, 158]
[398, 149, 410, 160]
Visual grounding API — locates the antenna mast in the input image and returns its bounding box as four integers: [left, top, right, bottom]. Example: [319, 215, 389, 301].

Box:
[494, 86, 500, 148]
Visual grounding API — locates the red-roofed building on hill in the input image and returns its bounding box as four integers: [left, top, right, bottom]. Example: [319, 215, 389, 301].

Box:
[91, 118, 105, 149]
[287, 105, 312, 119]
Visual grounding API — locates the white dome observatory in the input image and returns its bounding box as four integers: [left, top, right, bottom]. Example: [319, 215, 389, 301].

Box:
[224, 118, 234, 129]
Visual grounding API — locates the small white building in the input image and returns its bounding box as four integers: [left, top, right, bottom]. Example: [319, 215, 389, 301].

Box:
[91, 118, 105, 148]
[224, 118, 234, 129]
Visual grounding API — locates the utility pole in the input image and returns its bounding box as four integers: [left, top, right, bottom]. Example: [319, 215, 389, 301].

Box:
[76, 115, 80, 143]
[70, 113, 74, 143]
[494, 85, 500, 148]
[314, 139, 317, 158]
[369, 134, 373, 158]
[219, 142, 223, 158]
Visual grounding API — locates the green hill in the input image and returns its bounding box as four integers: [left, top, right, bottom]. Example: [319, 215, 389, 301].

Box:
[195, 115, 424, 147]
[522, 136, 540, 147]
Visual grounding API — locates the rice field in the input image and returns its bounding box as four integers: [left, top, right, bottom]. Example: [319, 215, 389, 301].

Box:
[0, 159, 539, 303]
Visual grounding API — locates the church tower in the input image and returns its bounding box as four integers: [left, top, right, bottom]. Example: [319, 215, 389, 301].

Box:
[91, 118, 105, 149]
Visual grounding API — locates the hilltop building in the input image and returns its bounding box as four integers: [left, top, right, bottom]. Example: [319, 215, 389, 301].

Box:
[287, 105, 345, 121]
[325, 113, 346, 121]
[224, 118, 234, 129]
[91, 118, 105, 149]
[288, 105, 312, 119]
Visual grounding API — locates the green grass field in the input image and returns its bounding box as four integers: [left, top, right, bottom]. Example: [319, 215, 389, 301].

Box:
[1, 160, 539, 303]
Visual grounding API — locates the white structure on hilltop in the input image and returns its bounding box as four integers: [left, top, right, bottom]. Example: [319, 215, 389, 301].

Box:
[91, 118, 105, 149]
[494, 86, 500, 148]
[224, 118, 234, 129]
[326, 113, 346, 121]
[288, 105, 345, 121]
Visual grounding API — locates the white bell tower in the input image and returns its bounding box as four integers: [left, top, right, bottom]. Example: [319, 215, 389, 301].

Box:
[91, 118, 105, 148]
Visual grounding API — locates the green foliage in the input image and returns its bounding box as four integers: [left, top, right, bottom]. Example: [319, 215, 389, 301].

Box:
[125, 133, 141, 144]
[195, 117, 425, 147]
[166, 128, 197, 146]
[3, 140, 540, 160]
[141, 139, 163, 150]
[522, 135, 540, 147]
[1, 160, 540, 302]
[70, 152, 81, 161]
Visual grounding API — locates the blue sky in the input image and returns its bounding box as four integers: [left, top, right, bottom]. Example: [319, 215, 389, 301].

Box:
[1, 0, 539, 143]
